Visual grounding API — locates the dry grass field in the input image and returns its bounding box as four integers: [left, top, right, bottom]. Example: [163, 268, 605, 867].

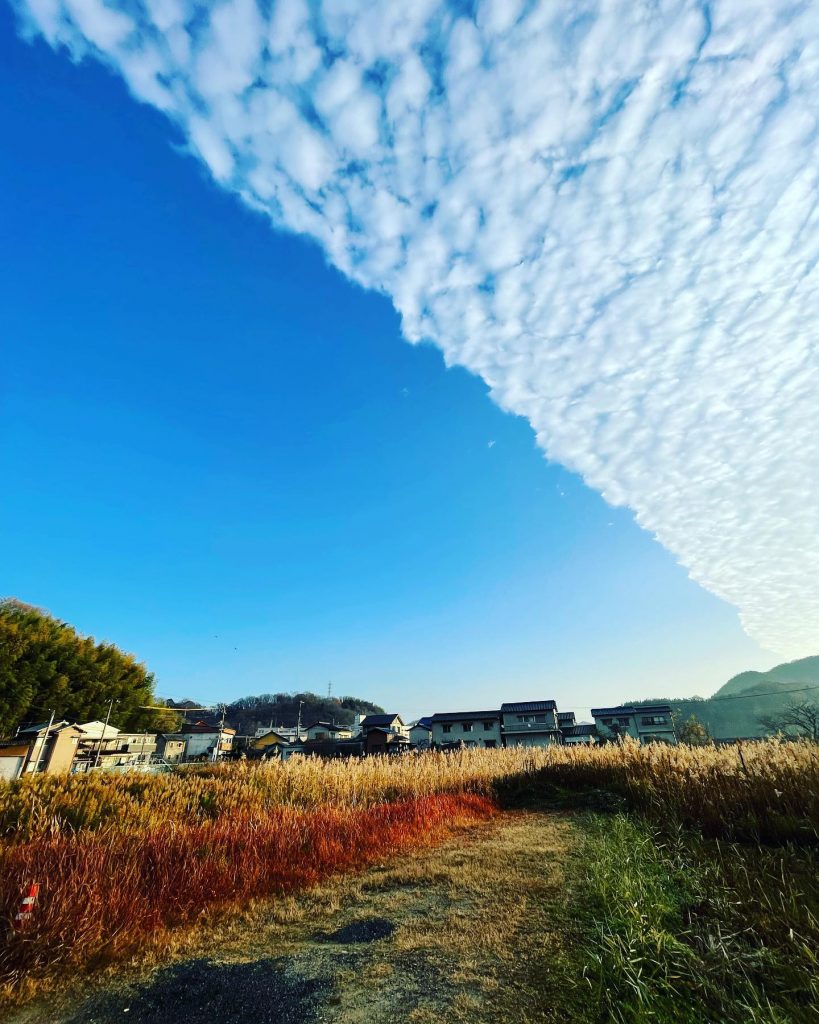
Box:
[1, 740, 817, 1022]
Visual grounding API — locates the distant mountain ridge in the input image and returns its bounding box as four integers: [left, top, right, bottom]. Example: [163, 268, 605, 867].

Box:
[715, 655, 819, 698]
[630, 655, 819, 739]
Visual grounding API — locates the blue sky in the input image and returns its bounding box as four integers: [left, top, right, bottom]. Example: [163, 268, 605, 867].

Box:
[1, 0, 805, 719]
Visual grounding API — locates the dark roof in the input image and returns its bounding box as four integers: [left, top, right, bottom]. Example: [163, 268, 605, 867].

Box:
[414, 716, 433, 728]
[500, 701, 557, 713]
[591, 704, 672, 717]
[18, 720, 72, 735]
[562, 724, 597, 737]
[556, 711, 575, 723]
[304, 721, 348, 732]
[430, 710, 500, 723]
[179, 723, 236, 734]
[410, 722, 432, 732]
[360, 714, 403, 727]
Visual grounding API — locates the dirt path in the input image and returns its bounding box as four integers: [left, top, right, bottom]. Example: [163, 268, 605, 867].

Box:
[5, 811, 587, 1024]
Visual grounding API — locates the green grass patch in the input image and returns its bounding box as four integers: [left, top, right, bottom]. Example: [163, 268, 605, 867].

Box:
[578, 814, 819, 1024]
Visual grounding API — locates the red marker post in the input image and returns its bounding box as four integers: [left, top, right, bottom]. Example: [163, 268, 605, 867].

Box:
[14, 882, 40, 929]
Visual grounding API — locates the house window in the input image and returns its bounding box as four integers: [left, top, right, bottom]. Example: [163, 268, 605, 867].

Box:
[483, 721, 494, 731]
[617, 718, 630, 726]
[484, 740, 496, 748]
[602, 718, 613, 725]
[641, 716, 668, 726]
[462, 722, 473, 732]
[442, 724, 452, 734]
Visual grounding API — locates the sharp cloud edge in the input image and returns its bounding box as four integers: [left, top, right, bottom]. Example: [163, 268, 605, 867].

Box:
[17, 0, 819, 656]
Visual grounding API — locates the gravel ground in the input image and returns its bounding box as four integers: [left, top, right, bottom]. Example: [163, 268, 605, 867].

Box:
[66, 958, 325, 1024]
[322, 918, 396, 945]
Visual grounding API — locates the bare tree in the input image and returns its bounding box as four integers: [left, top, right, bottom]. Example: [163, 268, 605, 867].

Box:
[759, 700, 819, 742]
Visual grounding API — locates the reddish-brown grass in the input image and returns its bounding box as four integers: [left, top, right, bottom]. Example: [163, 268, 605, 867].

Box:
[0, 792, 495, 986]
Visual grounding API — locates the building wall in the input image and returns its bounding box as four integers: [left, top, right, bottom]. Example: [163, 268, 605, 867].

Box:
[0, 745, 29, 781]
[593, 711, 677, 745]
[431, 719, 502, 748]
[409, 726, 431, 748]
[45, 730, 82, 774]
[503, 731, 560, 748]
[157, 737, 187, 762]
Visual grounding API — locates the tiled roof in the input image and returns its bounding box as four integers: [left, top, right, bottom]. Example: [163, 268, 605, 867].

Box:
[561, 724, 598, 737]
[500, 700, 557, 713]
[360, 714, 403, 727]
[556, 711, 575, 723]
[304, 721, 348, 731]
[430, 710, 500, 722]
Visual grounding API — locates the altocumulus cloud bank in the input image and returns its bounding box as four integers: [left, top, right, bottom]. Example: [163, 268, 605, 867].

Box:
[13, 0, 819, 655]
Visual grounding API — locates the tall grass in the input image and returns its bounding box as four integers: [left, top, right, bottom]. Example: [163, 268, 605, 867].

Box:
[580, 814, 819, 1023]
[3, 740, 815, 844]
[0, 793, 494, 986]
[1, 739, 816, 1001]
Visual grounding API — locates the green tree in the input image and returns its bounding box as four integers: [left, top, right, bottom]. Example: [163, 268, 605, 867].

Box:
[0, 598, 178, 735]
[676, 713, 711, 745]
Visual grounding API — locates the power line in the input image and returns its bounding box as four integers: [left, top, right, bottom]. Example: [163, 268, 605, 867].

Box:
[556, 682, 819, 711]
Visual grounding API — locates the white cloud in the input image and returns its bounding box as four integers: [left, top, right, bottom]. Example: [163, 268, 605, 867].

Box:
[13, 0, 819, 656]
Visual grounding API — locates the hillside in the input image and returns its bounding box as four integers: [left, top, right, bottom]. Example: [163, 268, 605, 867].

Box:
[167, 692, 386, 737]
[630, 654, 819, 739]
[715, 655, 819, 698]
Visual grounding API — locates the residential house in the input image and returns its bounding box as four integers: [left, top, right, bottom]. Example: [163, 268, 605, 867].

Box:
[0, 721, 82, 781]
[408, 718, 432, 749]
[561, 724, 598, 745]
[359, 714, 408, 739]
[155, 734, 187, 763]
[430, 711, 502, 748]
[500, 701, 562, 747]
[304, 721, 353, 742]
[591, 705, 677, 744]
[250, 730, 293, 755]
[557, 711, 576, 728]
[73, 722, 158, 771]
[254, 725, 305, 743]
[177, 722, 236, 760]
[364, 727, 408, 755]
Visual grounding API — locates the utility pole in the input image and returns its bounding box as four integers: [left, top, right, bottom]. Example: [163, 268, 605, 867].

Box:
[33, 709, 55, 774]
[94, 699, 115, 769]
[296, 700, 304, 742]
[212, 704, 226, 763]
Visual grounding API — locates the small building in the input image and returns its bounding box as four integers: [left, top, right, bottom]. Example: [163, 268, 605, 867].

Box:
[155, 734, 187, 763]
[591, 705, 677, 745]
[0, 721, 82, 781]
[359, 714, 408, 738]
[561, 723, 598, 746]
[557, 711, 576, 728]
[255, 725, 305, 743]
[500, 701, 562, 747]
[177, 722, 236, 760]
[430, 710, 502, 748]
[408, 717, 432, 749]
[73, 722, 158, 771]
[304, 721, 353, 742]
[250, 730, 292, 754]
[364, 727, 408, 755]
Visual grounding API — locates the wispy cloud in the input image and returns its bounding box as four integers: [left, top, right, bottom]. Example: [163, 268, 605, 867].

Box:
[15, 0, 819, 655]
